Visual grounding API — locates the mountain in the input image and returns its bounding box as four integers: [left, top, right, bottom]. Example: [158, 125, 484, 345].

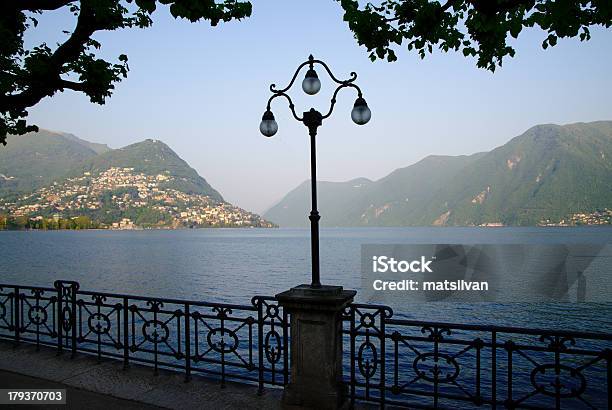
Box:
[70, 139, 223, 202]
[0, 131, 272, 229]
[264, 121, 612, 227]
[0, 129, 109, 196]
[264, 177, 374, 228]
[421, 121, 612, 226]
[61, 132, 111, 155]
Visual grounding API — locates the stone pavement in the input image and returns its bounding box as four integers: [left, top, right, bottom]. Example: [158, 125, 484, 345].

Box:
[0, 341, 282, 409]
[0, 370, 164, 409]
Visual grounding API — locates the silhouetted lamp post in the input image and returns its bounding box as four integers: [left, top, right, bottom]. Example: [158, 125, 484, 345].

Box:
[260, 55, 371, 288]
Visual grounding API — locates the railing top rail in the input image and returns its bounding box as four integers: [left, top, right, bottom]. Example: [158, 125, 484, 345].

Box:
[0, 283, 55, 292]
[382, 317, 612, 340]
[347, 302, 612, 340]
[4, 281, 611, 340]
[78, 289, 258, 311]
[0, 282, 278, 311]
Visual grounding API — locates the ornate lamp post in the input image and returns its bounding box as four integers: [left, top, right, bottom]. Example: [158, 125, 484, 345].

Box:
[260, 55, 371, 288]
[265, 56, 370, 409]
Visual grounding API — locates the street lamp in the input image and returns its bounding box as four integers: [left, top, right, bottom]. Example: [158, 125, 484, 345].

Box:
[260, 55, 371, 288]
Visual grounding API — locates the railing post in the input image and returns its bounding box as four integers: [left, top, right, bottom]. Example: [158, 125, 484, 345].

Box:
[350, 306, 356, 408]
[506, 340, 513, 408]
[54, 280, 79, 358]
[492, 331, 497, 409]
[554, 336, 561, 410]
[433, 326, 440, 409]
[56, 283, 62, 355]
[475, 338, 482, 405]
[256, 298, 264, 395]
[607, 349, 611, 409]
[220, 308, 226, 388]
[70, 284, 77, 358]
[276, 285, 356, 410]
[13, 286, 20, 346]
[184, 303, 191, 382]
[123, 297, 129, 369]
[380, 307, 386, 409]
[283, 307, 289, 386]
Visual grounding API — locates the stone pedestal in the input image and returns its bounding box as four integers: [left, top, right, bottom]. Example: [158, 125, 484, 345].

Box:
[276, 284, 356, 409]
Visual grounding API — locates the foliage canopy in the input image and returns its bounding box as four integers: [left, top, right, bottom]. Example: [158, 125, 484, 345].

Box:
[0, 0, 252, 143]
[338, 0, 612, 68]
[1, 0, 611, 145]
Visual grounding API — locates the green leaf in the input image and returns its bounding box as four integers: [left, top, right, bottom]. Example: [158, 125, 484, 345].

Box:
[510, 21, 522, 38]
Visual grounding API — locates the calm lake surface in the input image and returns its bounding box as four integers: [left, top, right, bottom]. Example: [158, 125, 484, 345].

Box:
[1, 227, 611, 332]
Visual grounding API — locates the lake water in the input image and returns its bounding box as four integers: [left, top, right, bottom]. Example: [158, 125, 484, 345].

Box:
[1, 227, 611, 332]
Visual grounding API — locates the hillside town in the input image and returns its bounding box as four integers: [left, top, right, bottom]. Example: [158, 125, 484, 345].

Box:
[0, 167, 275, 229]
[539, 208, 612, 226]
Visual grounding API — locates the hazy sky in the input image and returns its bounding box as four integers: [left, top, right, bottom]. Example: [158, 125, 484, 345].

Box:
[25, 1, 612, 213]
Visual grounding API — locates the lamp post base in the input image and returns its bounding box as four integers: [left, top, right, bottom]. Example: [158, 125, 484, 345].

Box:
[276, 284, 356, 409]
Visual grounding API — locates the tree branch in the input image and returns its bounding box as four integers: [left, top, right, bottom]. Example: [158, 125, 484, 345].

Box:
[2, 0, 254, 140]
[49, 4, 97, 66]
[58, 79, 86, 92]
[384, 0, 460, 23]
[0, 2, 97, 111]
[441, 0, 460, 12]
[468, 0, 535, 16]
[17, 0, 73, 12]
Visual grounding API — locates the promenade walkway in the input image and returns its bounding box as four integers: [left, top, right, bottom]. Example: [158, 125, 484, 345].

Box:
[0, 342, 282, 409]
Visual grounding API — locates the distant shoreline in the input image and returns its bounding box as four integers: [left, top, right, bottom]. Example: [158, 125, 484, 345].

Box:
[0, 225, 279, 232]
[2, 224, 611, 232]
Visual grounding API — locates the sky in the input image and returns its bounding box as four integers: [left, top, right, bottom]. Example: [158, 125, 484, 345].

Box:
[25, 0, 612, 213]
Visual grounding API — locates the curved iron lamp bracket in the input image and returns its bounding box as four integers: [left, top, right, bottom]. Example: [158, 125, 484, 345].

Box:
[267, 92, 303, 121]
[266, 55, 363, 123]
[321, 83, 362, 120]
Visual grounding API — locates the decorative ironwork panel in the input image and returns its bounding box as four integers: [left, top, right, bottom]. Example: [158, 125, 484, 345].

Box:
[127, 298, 185, 374]
[495, 332, 611, 409]
[343, 304, 390, 404]
[0, 286, 15, 336]
[189, 303, 254, 385]
[253, 296, 289, 390]
[19, 287, 58, 349]
[1, 281, 289, 392]
[343, 304, 612, 409]
[3, 279, 610, 409]
[0, 285, 58, 348]
[54, 280, 79, 355]
[76, 292, 124, 361]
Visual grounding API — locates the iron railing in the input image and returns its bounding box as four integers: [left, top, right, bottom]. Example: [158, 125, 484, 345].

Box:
[0, 281, 288, 393]
[1, 281, 611, 409]
[343, 304, 612, 409]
